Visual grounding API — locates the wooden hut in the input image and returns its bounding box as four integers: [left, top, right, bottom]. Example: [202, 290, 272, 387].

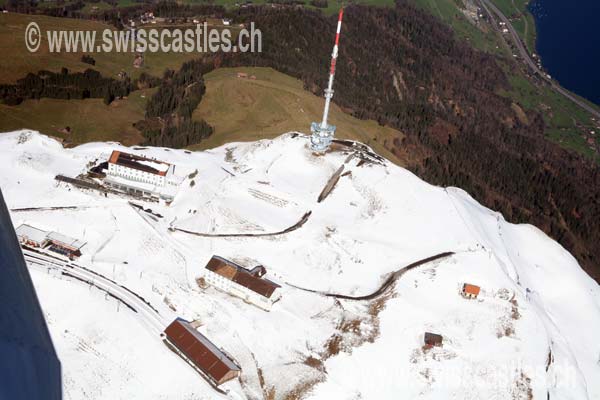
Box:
[424, 332, 443, 348]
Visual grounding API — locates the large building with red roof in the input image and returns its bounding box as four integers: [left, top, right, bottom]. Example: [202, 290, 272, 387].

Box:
[105, 150, 181, 201]
[163, 318, 240, 386]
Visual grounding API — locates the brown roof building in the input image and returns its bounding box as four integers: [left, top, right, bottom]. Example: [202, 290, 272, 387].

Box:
[424, 332, 443, 348]
[461, 283, 481, 299]
[105, 150, 181, 202]
[108, 150, 170, 177]
[204, 256, 281, 310]
[163, 318, 240, 386]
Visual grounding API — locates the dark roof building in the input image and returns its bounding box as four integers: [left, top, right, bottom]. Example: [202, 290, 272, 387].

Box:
[205, 256, 280, 299]
[164, 318, 240, 386]
[108, 150, 170, 177]
[46, 232, 86, 253]
[424, 332, 443, 347]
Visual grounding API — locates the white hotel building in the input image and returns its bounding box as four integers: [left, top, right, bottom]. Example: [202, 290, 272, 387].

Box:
[105, 150, 181, 201]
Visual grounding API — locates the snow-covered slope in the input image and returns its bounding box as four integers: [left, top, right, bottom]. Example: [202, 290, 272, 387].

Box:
[1, 130, 599, 400]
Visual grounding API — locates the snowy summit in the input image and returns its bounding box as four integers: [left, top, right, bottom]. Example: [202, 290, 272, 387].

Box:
[1, 130, 599, 400]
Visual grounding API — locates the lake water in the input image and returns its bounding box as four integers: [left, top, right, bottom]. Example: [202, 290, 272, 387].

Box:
[529, 0, 600, 106]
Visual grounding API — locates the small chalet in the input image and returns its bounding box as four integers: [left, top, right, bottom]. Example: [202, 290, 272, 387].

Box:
[15, 224, 48, 248]
[163, 318, 240, 386]
[46, 232, 86, 260]
[424, 332, 443, 348]
[16, 224, 86, 260]
[461, 283, 481, 299]
[203, 256, 281, 311]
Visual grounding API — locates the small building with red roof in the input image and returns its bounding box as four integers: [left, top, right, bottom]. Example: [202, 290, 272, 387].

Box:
[461, 283, 481, 299]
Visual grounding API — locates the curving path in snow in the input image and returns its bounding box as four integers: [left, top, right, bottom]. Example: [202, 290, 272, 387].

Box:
[288, 251, 454, 300]
[169, 211, 312, 238]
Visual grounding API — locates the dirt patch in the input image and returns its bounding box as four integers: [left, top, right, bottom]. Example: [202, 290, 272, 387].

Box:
[282, 376, 325, 400]
[511, 371, 533, 400]
[495, 290, 520, 338]
[303, 356, 326, 373]
[510, 295, 521, 320]
[257, 365, 276, 400]
[511, 103, 530, 126]
[322, 287, 393, 358]
[281, 290, 394, 399]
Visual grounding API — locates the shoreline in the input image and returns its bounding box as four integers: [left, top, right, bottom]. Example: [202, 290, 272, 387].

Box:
[526, 0, 600, 107]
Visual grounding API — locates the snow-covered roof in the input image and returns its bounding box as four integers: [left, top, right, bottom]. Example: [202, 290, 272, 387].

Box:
[15, 224, 49, 244]
[46, 232, 86, 250]
[138, 159, 169, 173]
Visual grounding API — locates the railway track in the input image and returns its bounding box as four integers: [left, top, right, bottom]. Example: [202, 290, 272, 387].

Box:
[23, 249, 166, 336]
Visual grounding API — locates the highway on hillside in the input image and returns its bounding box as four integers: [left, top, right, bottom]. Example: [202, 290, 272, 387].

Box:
[23, 248, 167, 336]
[480, 0, 600, 119]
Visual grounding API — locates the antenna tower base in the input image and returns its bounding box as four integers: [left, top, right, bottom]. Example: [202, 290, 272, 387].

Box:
[310, 122, 336, 152]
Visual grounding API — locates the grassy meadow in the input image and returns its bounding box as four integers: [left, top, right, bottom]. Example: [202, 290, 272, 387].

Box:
[191, 67, 405, 164]
[0, 13, 205, 84]
[0, 89, 153, 145]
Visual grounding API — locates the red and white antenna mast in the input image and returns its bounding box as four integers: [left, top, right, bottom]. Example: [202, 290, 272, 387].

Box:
[310, 8, 344, 152]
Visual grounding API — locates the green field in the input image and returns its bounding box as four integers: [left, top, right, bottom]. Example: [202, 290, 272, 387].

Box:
[489, 0, 536, 52]
[0, 13, 204, 84]
[411, 0, 505, 55]
[498, 68, 599, 162]
[308, 0, 394, 15]
[0, 88, 154, 145]
[180, 0, 394, 15]
[80, 1, 114, 14]
[191, 67, 406, 164]
[0, 65, 408, 162]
